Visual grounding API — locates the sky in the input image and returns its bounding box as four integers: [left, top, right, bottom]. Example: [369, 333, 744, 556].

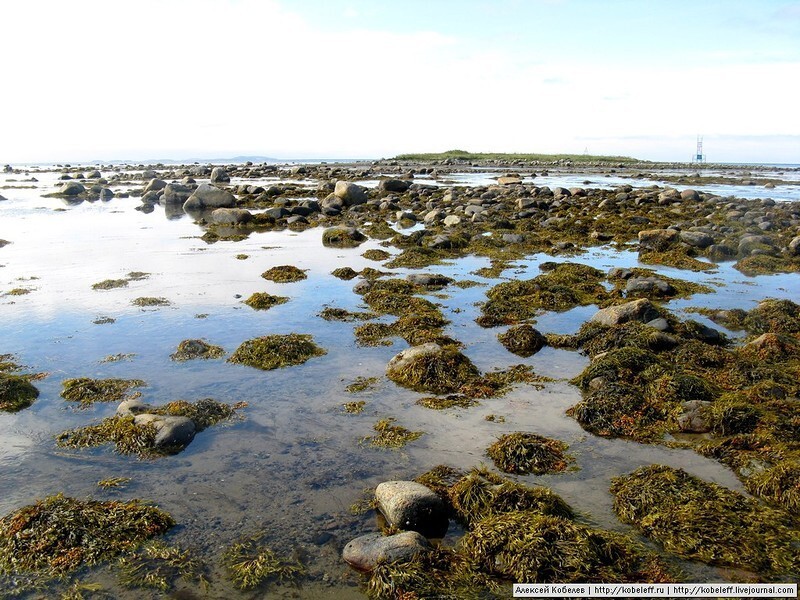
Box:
[1, 0, 798, 164]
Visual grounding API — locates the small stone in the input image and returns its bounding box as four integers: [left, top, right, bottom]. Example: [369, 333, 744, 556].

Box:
[677, 400, 712, 433]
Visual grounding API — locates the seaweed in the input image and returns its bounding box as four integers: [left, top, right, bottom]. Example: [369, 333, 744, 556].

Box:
[361, 418, 423, 449]
[261, 265, 307, 283]
[0, 494, 174, 575]
[343, 400, 366, 414]
[221, 539, 303, 590]
[486, 433, 573, 475]
[91, 279, 128, 290]
[170, 339, 225, 361]
[386, 344, 479, 394]
[131, 297, 171, 307]
[459, 364, 550, 399]
[117, 541, 206, 591]
[97, 477, 131, 489]
[611, 465, 799, 577]
[345, 376, 379, 393]
[639, 250, 717, 272]
[461, 511, 673, 583]
[0, 373, 39, 412]
[61, 378, 145, 408]
[362, 249, 391, 261]
[320, 307, 375, 322]
[497, 325, 546, 356]
[244, 292, 289, 310]
[331, 267, 359, 280]
[228, 333, 326, 370]
[416, 395, 478, 410]
[744, 462, 800, 512]
[449, 469, 573, 526]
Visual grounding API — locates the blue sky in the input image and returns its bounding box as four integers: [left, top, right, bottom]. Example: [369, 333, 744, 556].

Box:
[1, 0, 798, 163]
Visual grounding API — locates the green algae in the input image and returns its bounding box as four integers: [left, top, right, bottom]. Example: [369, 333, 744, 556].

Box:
[170, 339, 225, 361]
[361, 417, 423, 449]
[0, 494, 174, 576]
[228, 334, 326, 370]
[486, 432, 573, 475]
[243, 292, 289, 310]
[260, 265, 307, 283]
[611, 465, 799, 577]
[221, 539, 303, 590]
[61, 378, 145, 408]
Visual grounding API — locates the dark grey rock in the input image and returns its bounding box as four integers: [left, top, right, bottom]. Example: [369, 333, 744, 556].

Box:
[375, 481, 448, 538]
[210, 167, 230, 183]
[211, 208, 253, 225]
[183, 183, 236, 210]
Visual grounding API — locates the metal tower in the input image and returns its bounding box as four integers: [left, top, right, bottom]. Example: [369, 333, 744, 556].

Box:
[692, 136, 705, 163]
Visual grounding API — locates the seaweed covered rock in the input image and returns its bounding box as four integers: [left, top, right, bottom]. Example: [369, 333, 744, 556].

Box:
[0, 373, 39, 412]
[321, 226, 367, 248]
[486, 432, 572, 475]
[56, 398, 237, 457]
[611, 465, 800, 576]
[343, 531, 430, 572]
[375, 481, 448, 538]
[386, 343, 479, 394]
[497, 324, 546, 357]
[243, 292, 289, 310]
[170, 339, 225, 361]
[0, 494, 174, 575]
[260, 265, 307, 283]
[228, 334, 326, 371]
[590, 298, 661, 327]
[461, 512, 671, 583]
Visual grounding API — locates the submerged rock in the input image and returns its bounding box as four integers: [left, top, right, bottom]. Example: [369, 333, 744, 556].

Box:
[211, 207, 252, 225]
[342, 531, 430, 572]
[228, 333, 326, 370]
[133, 414, 196, 448]
[321, 226, 367, 248]
[375, 481, 448, 538]
[498, 324, 546, 357]
[58, 181, 85, 196]
[170, 339, 225, 361]
[333, 181, 368, 206]
[676, 400, 712, 433]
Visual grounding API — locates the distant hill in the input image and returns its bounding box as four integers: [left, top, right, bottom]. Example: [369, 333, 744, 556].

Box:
[393, 149, 642, 163]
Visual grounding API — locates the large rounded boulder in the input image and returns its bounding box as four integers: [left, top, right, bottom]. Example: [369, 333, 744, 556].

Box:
[386, 343, 479, 394]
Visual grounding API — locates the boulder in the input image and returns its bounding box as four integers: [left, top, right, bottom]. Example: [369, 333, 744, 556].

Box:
[788, 236, 800, 256]
[116, 398, 151, 417]
[342, 531, 430, 572]
[134, 414, 196, 448]
[322, 226, 366, 248]
[0, 194, 7, 201]
[375, 481, 448, 538]
[443, 215, 462, 227]
[86, 170, 102, 179]
[589, 298, 661, 327]
[144, 178, 167, 193]
[183, 183, 236, 210]
[680, 189, 700, 201]
[59, 182, 85, 196]
[679, 230, 714, 249]
[210, 166, 230, 183]
[161, 183, 192, 205]
[497, 176, 522, 185]
[334, 181, 368, 206]
[378, 179, 411, 193]
[211, 208, 253, 225]
[624, 276, 675, 297]
[498, 324, 546, 357]
[637, 229, 678, 252]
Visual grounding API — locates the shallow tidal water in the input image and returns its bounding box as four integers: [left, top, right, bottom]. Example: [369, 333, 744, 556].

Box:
[1, 166, 799, 598]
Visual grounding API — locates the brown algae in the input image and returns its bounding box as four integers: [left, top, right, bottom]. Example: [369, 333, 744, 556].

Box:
[243, 293, 289, 310]
[0, 494, 174, 575]
[0, 373, 40, 412]
[345, 376, 379, 393]
[260, 265, 307, 283]
[497, 324, 546, 356]
[61, 378, 145, 408]
[170, 339, 225, 361]
[361, 249, 391, 261]
[361, 417, 423, 449]
[486, 432, 573, 475]
[91, 279, 129, 290]
[343, 400, 366, 414]
[221, 539, 303, 590]
[385, 343, 479, 394]
[97, 477, 131, 489]
[117, 540, 206, 592]
[228, 334, 326, 370]
[611, 465, 799, 577]
[131, 297, 171, 307]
